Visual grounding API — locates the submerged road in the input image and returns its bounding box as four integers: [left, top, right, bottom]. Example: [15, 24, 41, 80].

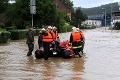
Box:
[0, 27, 120, 80]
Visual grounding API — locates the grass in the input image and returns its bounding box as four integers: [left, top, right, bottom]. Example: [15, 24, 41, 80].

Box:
[0, 28, 6, 32]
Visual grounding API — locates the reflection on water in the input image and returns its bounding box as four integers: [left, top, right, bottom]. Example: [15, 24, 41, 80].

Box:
[0, 28, 120, 80]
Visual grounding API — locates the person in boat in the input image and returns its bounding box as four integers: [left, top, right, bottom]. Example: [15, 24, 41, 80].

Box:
[52, 26, 60, 51]
[76, 28, 85, 53]
[70, 27, 82, 57]
[52, 26, 58, 40]
[26, 26, 34, 56]
[38, 28, 45, 49]
[42, 26, 53, 60]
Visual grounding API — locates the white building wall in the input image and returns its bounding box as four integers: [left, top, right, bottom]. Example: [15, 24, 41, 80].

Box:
[82, 20, 101, 27]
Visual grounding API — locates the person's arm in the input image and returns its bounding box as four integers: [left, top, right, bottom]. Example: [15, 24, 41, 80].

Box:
[41, 31, 48, 36]
[38, 34, 42, 43]
[70, 34, 73, 43]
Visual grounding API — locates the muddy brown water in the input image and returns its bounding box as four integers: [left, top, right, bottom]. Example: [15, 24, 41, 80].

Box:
[0, 27, 120, 80]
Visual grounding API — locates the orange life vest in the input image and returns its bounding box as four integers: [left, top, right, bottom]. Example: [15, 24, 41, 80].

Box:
[79, 31, 84, 40]
[42, 30, 53, 42]
[52, 31, 58, 40]
[71, 32, 81, 42]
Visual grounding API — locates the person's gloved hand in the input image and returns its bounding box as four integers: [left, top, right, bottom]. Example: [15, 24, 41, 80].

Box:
[52, 41, 55, 44]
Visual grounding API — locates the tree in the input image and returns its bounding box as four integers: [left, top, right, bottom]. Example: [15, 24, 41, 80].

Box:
[0, 0, 8, 14]
[54, 10, 66, 32]
[60, 0, 73, 10]
[5, 0, 74, 30]
[5, 0, 31, 29]
[34, 0, 57, 27]
[72, 7, 87, 27]
[5, 0, 57, 29]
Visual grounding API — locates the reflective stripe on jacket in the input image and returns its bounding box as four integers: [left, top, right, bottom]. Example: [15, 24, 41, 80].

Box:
[71, 32, 81, 42]
[42, 30, 53, 42]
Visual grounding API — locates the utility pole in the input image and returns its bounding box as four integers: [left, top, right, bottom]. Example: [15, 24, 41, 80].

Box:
[111, 0, 113, 32]
[30, 0, 36, 27]
[102, 8, 106, 30]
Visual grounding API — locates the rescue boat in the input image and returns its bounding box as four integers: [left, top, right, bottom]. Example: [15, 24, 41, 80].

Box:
[35, 40, 84, 59]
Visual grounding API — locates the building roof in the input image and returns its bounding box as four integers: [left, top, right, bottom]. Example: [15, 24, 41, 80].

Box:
[54, 0, 71, 13]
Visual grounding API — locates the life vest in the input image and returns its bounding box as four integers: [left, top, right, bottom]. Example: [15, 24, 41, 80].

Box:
[42, 30, 53, 42]
[59, 40, 69, 47]
[52, 31, 58, 40]
[71, 32, 81, 42]
[79, 31, 84, 41]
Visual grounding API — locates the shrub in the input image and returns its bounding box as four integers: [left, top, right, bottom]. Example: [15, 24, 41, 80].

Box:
[6, 26, 16, 31]
[9, 29, 39, 40]
[59, 25, 73, 33]
[114, 22, 120, 30]
[9, 30, 28, 40]
[0, 31, 11, 43]
[36, 29, 42, 36]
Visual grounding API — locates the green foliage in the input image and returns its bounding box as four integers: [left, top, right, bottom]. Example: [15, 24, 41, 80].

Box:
[9, 30, 28, 40]
[0, 28, 6, 32]
[79, 26, 86, 29]
[5, 0, 57, 29]
[36, 29, 42, 36]
[8, 28, 41, 40]
[114, 22, 120, 30]
[54, 10, 68, 32]
[5, 0, 32, 29]
[0, 23, 5, 28]
[59, 25, 73, 33]
[60, 0, 73, 10]
[0, 0, 8, 14]
[71, 7, 87, 27]
[6, 26, 16, 31]
[0, 31, 11, 43]
[34, 0, 57, 27]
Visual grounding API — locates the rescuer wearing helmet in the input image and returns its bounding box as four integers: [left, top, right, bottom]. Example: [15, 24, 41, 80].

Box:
[38, 28, 45, 48]
[76, 28, 85, 53]
[42, 26, 53, 60]
[70, 27, 82, 57]
[52, 26, 58, 40]
[52, 26, 60, 52]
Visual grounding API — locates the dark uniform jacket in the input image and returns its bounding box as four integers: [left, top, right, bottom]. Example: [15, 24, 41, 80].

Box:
[38, 33, 43, 44]
[26, 30, 34, 44]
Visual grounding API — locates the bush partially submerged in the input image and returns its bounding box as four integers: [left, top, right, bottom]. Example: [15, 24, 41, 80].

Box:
[0, 31, 11, 43]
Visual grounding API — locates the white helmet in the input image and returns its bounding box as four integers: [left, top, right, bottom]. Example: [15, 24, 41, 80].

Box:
[47, 26, 52, 29]
[76, 28, 80, 31]
[72, 27, 76, 30]
[72, 27, 77, 32]
[53, 26, 57, 29]
[41, 28, 45, 31]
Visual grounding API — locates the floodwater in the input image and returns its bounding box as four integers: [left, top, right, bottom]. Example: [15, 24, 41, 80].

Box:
[0, 27, 120, 80]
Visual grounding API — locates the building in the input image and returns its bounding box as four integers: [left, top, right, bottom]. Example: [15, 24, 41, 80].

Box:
[82, 20, 101, 28]
[54, 0, 72, 19]
[112, 11, 120, 24]
[88, 14, 111, 26]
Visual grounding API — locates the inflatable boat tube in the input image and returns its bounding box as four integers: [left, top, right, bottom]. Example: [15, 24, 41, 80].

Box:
[35, 49, 44, 59]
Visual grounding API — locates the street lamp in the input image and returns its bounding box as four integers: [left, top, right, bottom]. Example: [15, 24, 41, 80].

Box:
[102, 8, 106, 30]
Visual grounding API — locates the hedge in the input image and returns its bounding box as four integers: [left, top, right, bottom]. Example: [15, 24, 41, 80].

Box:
[0, 31, 11, 43]
[6, 26, 16, 31]
[59, 25, 73, 33]
[9, 29, 41, 40]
